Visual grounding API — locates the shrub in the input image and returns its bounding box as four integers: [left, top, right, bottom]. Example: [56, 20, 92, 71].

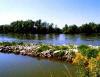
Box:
[37, 44, 50, 52]
[78, 45, 99, 58]
[78, 45, 89, 50]
[86, 48, 99, 58]
[54, 50, 65, 57]
[53, 45, 68, 50]
[0, 42, 25, 46]
[87, 58, 98, 77]
[73, 52, 85, 64]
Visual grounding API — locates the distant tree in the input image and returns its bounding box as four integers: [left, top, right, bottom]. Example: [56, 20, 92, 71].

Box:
[79, 22, 97, 33]
[54, 25, 62, 34]
[0, 20, 100, 34]
[68, 25, 79, 34]
[96, 24, 100, 33]
[63, 24, 68, 33]
[48, 23, 54, 33]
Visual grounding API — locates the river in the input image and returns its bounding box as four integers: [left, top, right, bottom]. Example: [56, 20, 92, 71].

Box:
[0, 33, 100, 45]
[0, 53, 77, 77]
[0, 33, 99, 77]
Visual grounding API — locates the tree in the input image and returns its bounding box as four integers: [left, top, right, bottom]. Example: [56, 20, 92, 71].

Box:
[63, 24, 68, 33]
[79, 22, 97, 33]
[0, 20, 100, 34]
[68, 25, 79, 34]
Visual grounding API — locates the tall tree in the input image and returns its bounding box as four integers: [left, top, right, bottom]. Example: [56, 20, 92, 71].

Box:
[63, 24, 68, 33]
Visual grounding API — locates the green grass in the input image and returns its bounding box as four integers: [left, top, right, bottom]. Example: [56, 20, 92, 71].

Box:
[37, 44, 50, 52]
[53, 45, 69, 50]
[78, 44, 99, 58]
[0, 42, 25, 46]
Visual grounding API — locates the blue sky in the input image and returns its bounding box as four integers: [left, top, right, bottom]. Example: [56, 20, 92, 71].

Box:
[0, 0, 100, 28]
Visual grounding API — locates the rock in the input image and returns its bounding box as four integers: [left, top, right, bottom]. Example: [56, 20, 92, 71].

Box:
[53, 50, 61, 54]
[20, 50, 26, 55]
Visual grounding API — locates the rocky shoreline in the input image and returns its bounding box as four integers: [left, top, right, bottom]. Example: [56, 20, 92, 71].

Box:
[0, 44, 78, 62]
[0, 43, 99, 63]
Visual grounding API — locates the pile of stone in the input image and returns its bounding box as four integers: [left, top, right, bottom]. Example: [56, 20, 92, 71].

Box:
[0, 45, 79, 63]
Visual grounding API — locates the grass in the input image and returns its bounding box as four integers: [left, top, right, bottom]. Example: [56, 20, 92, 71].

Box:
[0, 42, 25, 46]
[78, 44, 99, 59]
[54, 45, 69, 50]
[37, 44, 50, 52]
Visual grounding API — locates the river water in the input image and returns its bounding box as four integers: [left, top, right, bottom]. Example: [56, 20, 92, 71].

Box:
[0, 33, 99, 77]
[0, 53, 77, 77]
[0, 34, 100, 45]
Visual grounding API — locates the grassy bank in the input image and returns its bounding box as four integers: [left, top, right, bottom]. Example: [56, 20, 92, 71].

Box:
[0, 42, 100, 77]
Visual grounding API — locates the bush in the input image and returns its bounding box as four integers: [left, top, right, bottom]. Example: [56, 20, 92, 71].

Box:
[0, 42, 25, 46]
[37, 44, 50, 52]
[78, 45, 89, 50]
[54, 50, 65, 57]
[78, 45, 99, 59]
[86, 49, 99, 58]
[53, 45, 68, 50]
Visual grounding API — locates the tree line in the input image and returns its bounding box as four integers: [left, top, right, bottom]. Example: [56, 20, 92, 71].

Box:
[0, 20, 62, 34]
[63, 22, 100, 34]
[0, 20, 100, 34]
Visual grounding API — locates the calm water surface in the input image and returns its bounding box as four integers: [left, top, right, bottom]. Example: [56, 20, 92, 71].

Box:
[0, 34, 100, 45]
[0, 53, 77, 77]
[0, 34, 98, 77]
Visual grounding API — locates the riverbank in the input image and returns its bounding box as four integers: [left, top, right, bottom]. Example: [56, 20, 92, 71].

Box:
[0, 42, 100, 77]
[0, 42, 77, 62]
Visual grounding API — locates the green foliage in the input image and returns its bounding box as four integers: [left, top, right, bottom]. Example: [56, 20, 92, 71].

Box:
[0, 19, 62, 34]
[63, 22, 100, 34]
[54, 50, 65, 57]
[79, 22, 97, 33]
[63, 24, 68, 33]
[1, 19, 100, 34]
[97, 61, 100, 76]
[53, 45, 68, 50]
[78, 45, 99, 58]
[0, 42, 24, 46]
[37, 44, 50, 52]
[86, 49, 99, 58]
[78, 45, 89, 50]
[76, 65, 88, 77]
[68, 25, 79, 34]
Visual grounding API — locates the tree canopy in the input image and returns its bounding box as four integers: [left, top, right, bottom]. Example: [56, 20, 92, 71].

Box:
[0, 19, 62, 34]
[0, 20, 100, 34]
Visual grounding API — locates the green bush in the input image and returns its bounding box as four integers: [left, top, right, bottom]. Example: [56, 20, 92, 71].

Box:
[0, 42, 25, 46]
[37, 44, 50, 52]
[78, 45, 89, 50]
[86, 48, 99, 58]
[78, 45, 99, 58]
[54, 45, 68, 50]
[54, 50, 65, 57]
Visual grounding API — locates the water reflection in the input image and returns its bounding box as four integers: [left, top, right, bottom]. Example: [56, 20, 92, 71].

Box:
[0, 34, 100, 45]
[0, 53, 77, 77]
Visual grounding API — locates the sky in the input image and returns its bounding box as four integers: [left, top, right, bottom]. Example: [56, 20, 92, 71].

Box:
[0, 0, 100, 28]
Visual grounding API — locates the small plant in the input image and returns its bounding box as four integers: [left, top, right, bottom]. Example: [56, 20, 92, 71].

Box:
[68, 44, 76, 49]
[0, 42, 25, 46]
[60, 46, 69, 50]
[73, 52, 85, 64]
[86, 48, 99, 59]
[54, 50, 65, 57]
[78, 45, 99, 58]
[87, 58, 98, 77]
[37, 44, 50, 52]
[53, 45, 68, 50]
[78, 44, 89, 49]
